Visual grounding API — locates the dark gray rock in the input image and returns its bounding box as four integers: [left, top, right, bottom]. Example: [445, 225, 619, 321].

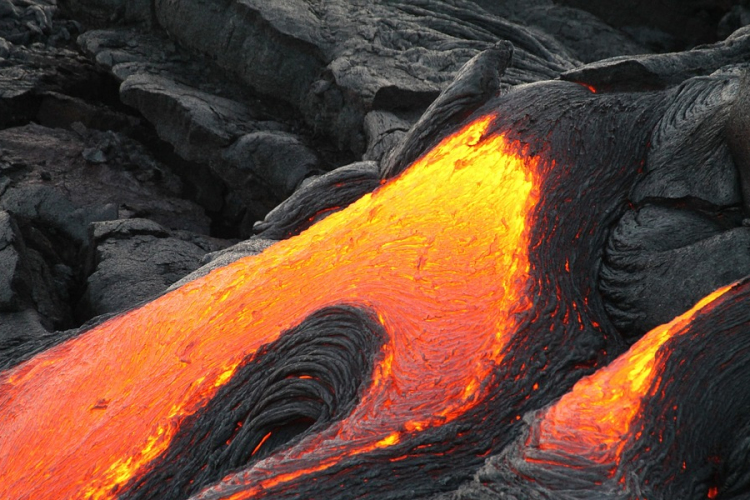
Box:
[471, 0, 552, 18]
[0, 124, 211, 236]
[0, 44, 100, 128]
[118, 71, 298, 208]
[77, 28, 174, 79]
[253, 160, 380, 240]
[0, 209, 73, 329]
[216, 130, 319, 229]
[1, 183, 102, 243]
[0, 209, 28, 310]
[514, 5, 649, 63]
[362, 110, 412, 163]
[36, 91, 139, 132]
[632, 74, 742, 207]
[77, 218, 228, 319]
[119, 73, 271, 164]
[221, 130, 318, 201]
[0, 0, 19, 20]
[0, 309, 50, 368]
[152, 0, 578, 155]
[79, 29, 320, 228]
[726, 74, 750, 213]
[561, 26, 750, 91]
[600, 204, 750, 341]
[0, 36, 10, 58]
[0, 0, 83, 52]
[381, 41, 512, 178]
[556, 0, 731, 51]
[63, 0, 155, 27]
[719, 5, 750, 41]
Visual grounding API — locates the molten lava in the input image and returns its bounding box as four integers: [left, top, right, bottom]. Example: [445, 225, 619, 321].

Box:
[532, 284, 732, 470]
[0, 114, 544, 499]
[466, 277, 750, 500]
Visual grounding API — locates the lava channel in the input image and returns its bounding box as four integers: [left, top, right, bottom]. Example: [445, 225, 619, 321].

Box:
[0, 80, 667, 500]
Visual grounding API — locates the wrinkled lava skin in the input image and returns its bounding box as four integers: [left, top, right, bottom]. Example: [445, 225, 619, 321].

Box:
[0, 81, 678, 500]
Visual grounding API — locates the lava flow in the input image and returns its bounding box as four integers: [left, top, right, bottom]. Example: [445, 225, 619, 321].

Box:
[534, 284, 732, 468]
[476, 278, 750, 500]
[0, 114, 543, 499]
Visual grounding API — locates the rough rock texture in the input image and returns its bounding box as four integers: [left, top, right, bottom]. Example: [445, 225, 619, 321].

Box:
[600, 203, 750, 340]
[381, 41, 513, 178]
[0, 209, 32, 311]
[561, 26, 750, 91]
[362, 110, 412, 162]
[252, 160, 380, 240]
[220, 130, 319, 225]
[152, 0, 577, 154]
[0, 120, 223, 332]
[168, 238, 275, 291]
[726, 74, 750, 212]
[77, 218, 227, 319]
[0, 124, 210, 236]
[77, 27, 325, 236]
[513, 5, 650, 63]
[632, 73, 742, 207]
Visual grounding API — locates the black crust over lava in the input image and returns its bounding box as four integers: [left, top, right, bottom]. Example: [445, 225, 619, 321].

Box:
[182, 81, 670, 500]
[444, 278, 750, 500]
[121, 306, 387, 499]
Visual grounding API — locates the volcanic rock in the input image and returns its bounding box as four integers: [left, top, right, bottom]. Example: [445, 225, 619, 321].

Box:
[152, 0, 577, 155]
[79, 27, 322, 233]
[561, 26, 750, 91]
[512, 5, 649, 63]
[362, 110, 412, 163]
[0, 208, 75, 330]
[633, 73, 742, 207]
[0, 308, 51, 372]
[0, 209, 29, 311]
[220, 130, 319, 223]
[119, 73, 288, 165]
[0, 124, 210, 236]
[252, 160, 380, 240]
[63, 0, 155, 27]
[726, 73, 750, 213]
[77, 218, 228, 320]
[2, 1, 750, 499]
[381, 41, 512, 178]
[0, 44, 103, 128]
[557, 0, 733, 50]
[168, 238, 276, 291]
[600, 203, 750, 340]
[0, 122, 223, 331]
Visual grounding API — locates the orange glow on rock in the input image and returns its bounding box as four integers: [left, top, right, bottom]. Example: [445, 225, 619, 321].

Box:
[532, 284, 733, 468]
[0, 113, 543, 499]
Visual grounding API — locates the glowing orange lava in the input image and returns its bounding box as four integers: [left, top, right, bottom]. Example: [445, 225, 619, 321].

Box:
[0, 114, 543, 499]
[532, 284, 733, 468]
